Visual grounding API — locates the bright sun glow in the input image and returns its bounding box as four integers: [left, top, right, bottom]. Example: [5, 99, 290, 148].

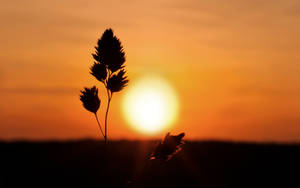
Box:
[122, 76, 179, 134]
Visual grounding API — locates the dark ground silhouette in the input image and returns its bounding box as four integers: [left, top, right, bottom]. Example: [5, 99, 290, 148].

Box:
[1, 140, 299, 187]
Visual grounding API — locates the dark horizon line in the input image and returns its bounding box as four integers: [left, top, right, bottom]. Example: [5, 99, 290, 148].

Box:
[1, 137, 300, 145]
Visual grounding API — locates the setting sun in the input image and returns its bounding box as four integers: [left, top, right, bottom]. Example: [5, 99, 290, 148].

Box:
[122, 76, 179, 134]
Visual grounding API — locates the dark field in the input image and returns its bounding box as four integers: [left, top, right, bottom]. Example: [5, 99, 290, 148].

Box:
[0, 140, 299, 187]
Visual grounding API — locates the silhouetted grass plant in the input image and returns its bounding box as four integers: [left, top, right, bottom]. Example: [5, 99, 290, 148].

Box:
[150, 132, 185, 161]
[80, 28, 128, 144]
[79, 28, 185, 187]
[79, 28, 184, 162]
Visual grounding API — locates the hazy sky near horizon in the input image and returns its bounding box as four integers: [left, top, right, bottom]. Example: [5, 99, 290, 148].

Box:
[1, 0, 300, 141]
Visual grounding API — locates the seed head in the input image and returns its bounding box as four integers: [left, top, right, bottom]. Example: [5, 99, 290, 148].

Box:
[79, 86, 100, 114]
[107, 69, 129, 93]
[150, 132, 185, 161]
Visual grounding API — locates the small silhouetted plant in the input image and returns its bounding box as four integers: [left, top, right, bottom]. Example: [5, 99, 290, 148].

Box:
[80, 28, 128, 144]
[150, 132, 185, 161]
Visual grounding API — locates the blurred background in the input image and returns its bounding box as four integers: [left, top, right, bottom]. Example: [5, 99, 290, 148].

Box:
[1, 0, 300, 141]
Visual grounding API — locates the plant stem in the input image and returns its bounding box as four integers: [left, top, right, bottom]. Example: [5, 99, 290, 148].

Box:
[104, 70, 113, 144]
[94, 113, 105, 138]
[104, 88, 112, 144]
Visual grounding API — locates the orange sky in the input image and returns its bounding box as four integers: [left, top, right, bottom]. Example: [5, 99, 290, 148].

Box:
[1, 0, 300, 141]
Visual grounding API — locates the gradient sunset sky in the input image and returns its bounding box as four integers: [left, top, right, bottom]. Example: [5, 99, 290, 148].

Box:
[1, 0, 300, 141]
